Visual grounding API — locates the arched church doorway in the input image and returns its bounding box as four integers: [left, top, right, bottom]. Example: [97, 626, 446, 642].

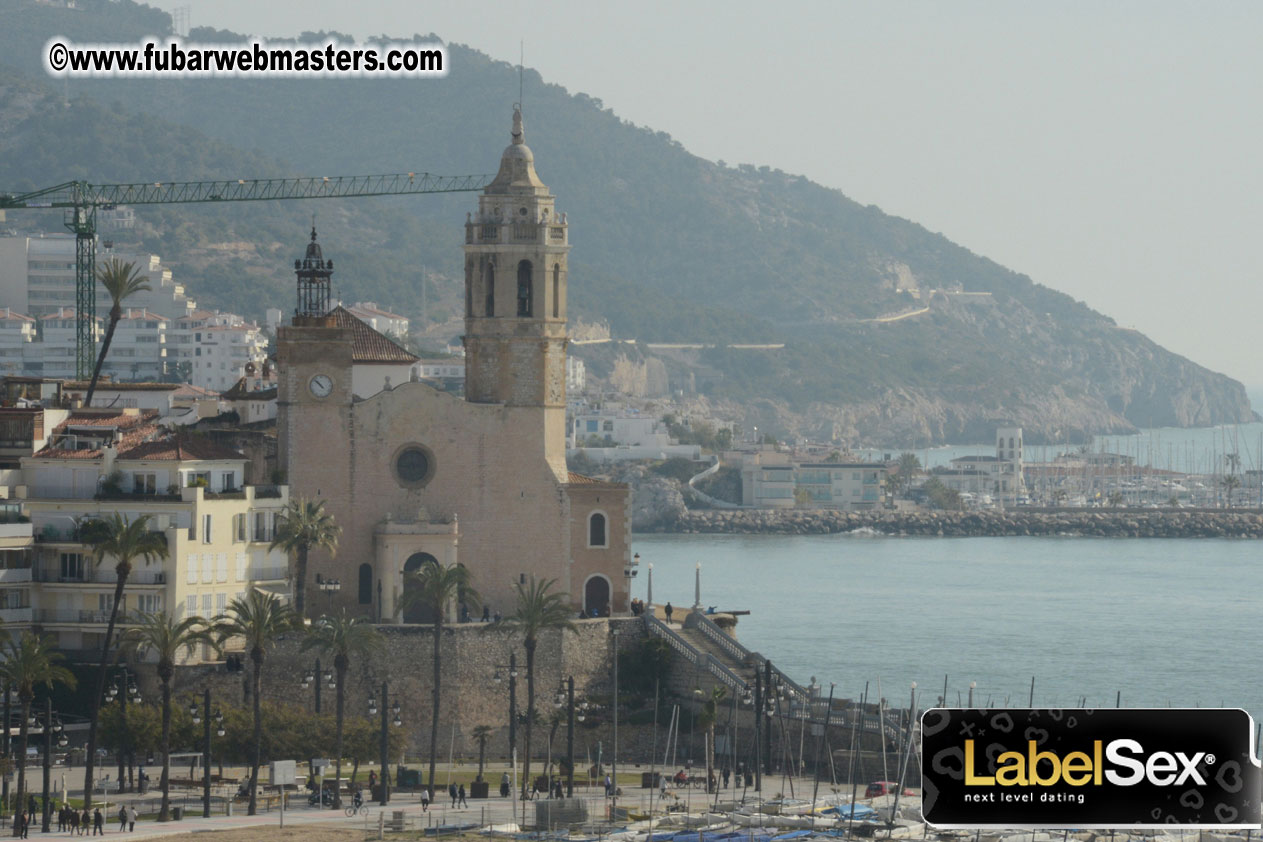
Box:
[402, 552, 439, 623]
[584, 575, 611, 617]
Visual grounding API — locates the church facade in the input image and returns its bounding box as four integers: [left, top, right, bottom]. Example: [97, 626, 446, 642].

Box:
[276, 109, 633, 622]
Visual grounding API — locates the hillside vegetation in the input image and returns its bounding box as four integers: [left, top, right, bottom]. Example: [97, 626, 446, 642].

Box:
[0, 0, 1252, 443]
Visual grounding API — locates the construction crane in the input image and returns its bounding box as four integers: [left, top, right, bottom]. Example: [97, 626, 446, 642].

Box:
[0, 171, 492, 378]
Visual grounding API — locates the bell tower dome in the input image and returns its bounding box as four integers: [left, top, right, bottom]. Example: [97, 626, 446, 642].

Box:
[462, 106, 569, 408]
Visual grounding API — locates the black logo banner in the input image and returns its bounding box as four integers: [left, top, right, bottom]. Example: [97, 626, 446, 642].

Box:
[922, 708, 1261, 829]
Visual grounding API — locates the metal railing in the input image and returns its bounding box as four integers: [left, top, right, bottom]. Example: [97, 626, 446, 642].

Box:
[643, 613, 748, 692]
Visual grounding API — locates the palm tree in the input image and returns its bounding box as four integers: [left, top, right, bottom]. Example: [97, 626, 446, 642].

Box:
[301, 610, 383, 808]
[84, 258, 153, 407]
[492, 577, 576, 799]
[213, 590, 298, 815]
[894, 453, 921, 496]
[398, 562, 478, 799]
[696, 686, 726, 796]
[119, 612, 214, 821]
[1221, 474, 1242, 507]
[472, 725, 493, 783]
[269, 498, 341, 619]
[79, 513, 168, 811]
[0, 634, 76, 825]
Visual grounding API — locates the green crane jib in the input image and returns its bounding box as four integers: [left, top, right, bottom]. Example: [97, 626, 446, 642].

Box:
[0, 172, 492, 378]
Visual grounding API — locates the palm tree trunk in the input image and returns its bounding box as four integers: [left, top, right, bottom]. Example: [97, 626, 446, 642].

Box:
[158, 672, 172, 821]
[14, 700, 28, 838]
[427, 613, 441, 797]
[294, 545, 308, 619]
[477, 740, 486, 781]
[333, 658, 346, 810]
[522, 638, 536, 800]
[82, 565, 129, 808]
[84, 313, 122, 408]
[248, 651, 262, 816]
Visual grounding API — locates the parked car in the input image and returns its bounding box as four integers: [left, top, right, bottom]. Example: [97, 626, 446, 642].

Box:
[865, 780, 915, 798]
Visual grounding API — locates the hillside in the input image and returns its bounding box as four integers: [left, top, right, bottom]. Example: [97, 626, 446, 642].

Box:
[0, 0, 1253, 444]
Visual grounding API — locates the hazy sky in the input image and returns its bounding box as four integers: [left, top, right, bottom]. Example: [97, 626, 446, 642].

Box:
[149, 0, 1263, 387]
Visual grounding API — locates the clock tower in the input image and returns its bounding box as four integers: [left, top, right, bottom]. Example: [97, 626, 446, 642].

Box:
[276, 227, 353, 485]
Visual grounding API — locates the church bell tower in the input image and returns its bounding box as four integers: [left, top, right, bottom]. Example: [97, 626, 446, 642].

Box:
[462, 107, 569, 409]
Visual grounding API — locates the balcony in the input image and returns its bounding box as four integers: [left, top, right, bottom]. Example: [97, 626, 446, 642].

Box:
[250, 566, 288, 581]
[35, 609, 114, 625]
[0, 568, 32, 584]
[33, 568, 166, 586]
[0, 608, 32, 624]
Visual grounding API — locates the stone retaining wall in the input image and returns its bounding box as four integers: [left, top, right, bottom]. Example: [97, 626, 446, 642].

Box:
[657, 508, 1263, 538]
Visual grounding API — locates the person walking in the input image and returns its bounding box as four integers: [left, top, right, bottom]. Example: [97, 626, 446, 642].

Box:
[80, 806, 91, 836]
[457, 783, 467, 808]
[126, 805, 137, 833]
[117, 805, 127, 832]
[722, 765, 730, 788]
[500, 772, 510, 798]
[92, 807, 104, 836]
[448, 781, 457, 807]
[664, 602, 673, 624]
[420, 787, 430, 812]
[368, 769, 377, 795]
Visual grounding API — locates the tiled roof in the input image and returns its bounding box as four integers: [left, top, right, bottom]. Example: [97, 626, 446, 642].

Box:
[59, 409, 158, 428]
[119, 437, 244, 461]
[172, 383, 219, 399]
[63, 381, 178, 392]
[0, 310, 33, 322]
[40, 308, 100, 322]
[329, 306, 419, 364]
[117, 309, 168, 321]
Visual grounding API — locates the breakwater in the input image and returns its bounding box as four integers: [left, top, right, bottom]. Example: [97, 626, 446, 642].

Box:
[653, 508, 1263, 537]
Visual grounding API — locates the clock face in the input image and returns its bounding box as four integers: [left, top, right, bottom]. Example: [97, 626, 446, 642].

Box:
[309, 374, 334, 398]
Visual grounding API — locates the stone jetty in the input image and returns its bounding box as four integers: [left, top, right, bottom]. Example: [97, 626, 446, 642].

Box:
[650, 507, 1263, 538]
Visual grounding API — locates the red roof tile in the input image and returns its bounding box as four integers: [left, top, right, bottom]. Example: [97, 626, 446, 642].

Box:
[329, 306, 419, 365]
[118, 438, 244, 461]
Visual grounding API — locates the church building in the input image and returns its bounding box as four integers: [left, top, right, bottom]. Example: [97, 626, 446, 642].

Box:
[276, 108, 633, 622]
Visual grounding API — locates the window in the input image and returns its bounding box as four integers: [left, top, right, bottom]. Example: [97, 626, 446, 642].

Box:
[552, 263, 560, 317]
[216, 593, 226, 612]
[253, 511, 273, 542]
[99, 593, 117, 612]
[137, 594, 160, 613]
[516, 260, 533, 317]
[202, 514, 212, 544]
[133, 473, 157, 495]
[602, 421, 614, 432]
[59, 552, 84, 581]
[235, 515, 246, 542]
[484, 263, 495, 317]
[202, 594, 212, 612]
[588, 512, 607, 548]
[186, 595, 197, 615]
[187, 553, 199, 584]
[358, 563, 373, 605]
[394, 445, 434, 488]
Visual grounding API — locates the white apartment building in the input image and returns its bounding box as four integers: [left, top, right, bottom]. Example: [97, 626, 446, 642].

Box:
[739, 450, 887, 510]
[346, 302, 409, 338]
[32, 309, 103, 379]
[7, 407, 291, 662]
[566, 356, 586, 394]
[0, 234, 196, 320]
[164, 310, 269, 392]
[0, 310, 36, 376]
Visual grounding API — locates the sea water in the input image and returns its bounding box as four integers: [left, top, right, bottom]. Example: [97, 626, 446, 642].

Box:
[632, 533, 1262, 721]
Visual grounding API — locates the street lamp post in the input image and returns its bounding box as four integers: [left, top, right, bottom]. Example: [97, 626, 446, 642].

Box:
[367, 684, 401, 806]
[2, 681, 10, 822]
[190, 691, 224, 818]
[316, 573, 341, 612]
[968, 681, 976, 708]
[299, 659, 331, 714]
[39, 700, 66, 833]
[611, 627, 620, 813]
[554, 677, 584, 797]
[492, 655, 519, 761]
[106, 669, 141, 792]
